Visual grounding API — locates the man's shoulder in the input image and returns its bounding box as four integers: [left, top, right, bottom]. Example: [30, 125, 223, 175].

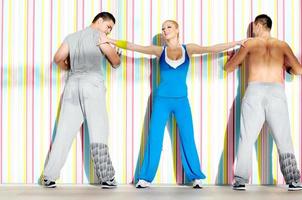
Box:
[68, 29, 85, 38]
[246, 37, 287, 47]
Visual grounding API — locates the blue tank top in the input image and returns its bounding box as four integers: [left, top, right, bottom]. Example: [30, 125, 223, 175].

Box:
[155, 45, 190, 97]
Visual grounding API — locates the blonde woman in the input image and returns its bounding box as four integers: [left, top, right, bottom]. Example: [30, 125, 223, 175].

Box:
[100, 20, 246, 188]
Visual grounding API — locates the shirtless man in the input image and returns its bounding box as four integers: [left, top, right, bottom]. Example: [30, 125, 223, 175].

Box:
[225, 14, 302, 191]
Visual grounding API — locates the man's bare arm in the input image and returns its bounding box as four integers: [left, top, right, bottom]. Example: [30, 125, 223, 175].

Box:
[53, 43, 70, 70]
[224, 46, 249, 72]
[283, 42, 302, 75]
[99, 43, 121, 68]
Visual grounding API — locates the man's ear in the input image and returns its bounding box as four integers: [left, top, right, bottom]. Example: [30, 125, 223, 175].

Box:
[97, 18, 103, 24]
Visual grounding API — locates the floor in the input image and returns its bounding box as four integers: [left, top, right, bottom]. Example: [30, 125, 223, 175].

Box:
[0, 185, 301, 200]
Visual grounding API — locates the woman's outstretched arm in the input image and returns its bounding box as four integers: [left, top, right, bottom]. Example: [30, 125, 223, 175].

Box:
[99, 33, 163, 57]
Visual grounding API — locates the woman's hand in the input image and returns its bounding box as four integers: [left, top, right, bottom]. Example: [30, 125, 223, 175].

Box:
[237, 38, 252, 48]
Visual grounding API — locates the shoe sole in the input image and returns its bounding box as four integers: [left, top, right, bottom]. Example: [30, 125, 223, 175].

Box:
[288, 188, 302, 191]
[233, 187, 245, 191]
[102, 185, 117, 189]
[193, 185, 202, 189]
[43, 185, 56, 188]
[136, 185, 149, 189]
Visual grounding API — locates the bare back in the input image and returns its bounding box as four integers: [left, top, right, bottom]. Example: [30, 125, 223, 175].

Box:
[246, 37, 286, 83]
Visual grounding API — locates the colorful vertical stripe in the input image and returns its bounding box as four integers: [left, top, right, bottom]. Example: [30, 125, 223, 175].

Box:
[0, 0, 301, 184]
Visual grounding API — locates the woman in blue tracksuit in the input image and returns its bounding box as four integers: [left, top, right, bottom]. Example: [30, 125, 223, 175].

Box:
[100, 20, 246, 188]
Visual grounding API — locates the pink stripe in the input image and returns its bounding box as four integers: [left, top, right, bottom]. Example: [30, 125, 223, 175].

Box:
[131, 0, 134, 182]
[282, 1, 285, 184]
[125, 0, 128, 181]
[182, 0, 185, 183]
[199, 0, 203, 174]
[226, 0, 228, 183]
[283, 0, 285, 41]
[231, 0, 235, 181]
[182, 0, 184, 43]
[82, 0, 84, 29]
[123, 0, 128, 182]
[49, 0, 53, 144]
[81, 126, 84, 183]
[75, 0, 78, 184]
[226, 0, 231, 183]
[81, 0, 85, 183]
[300, 0, 302, 183]
[250, 0, 253, 21]
[175, 0, 179, 183]
[0, 0, 3, 184]
[124, 0, 128, 181]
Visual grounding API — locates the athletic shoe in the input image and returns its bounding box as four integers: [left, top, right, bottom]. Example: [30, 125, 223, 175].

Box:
[232, 181, 245, 191]
[101, 178, 117, 189]
[288, 182, 302, 191]
[136, 179, 150, 188]
[42, 178, 56, 188]
[192, 179, 203, 189]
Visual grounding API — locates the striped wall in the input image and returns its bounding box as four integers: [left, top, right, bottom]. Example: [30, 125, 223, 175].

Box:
[0, 0, 301, 184]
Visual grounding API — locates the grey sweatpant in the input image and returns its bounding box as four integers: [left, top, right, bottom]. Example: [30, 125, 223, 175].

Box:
[43, 73, 115, 182]
[235, 82, 300, 184]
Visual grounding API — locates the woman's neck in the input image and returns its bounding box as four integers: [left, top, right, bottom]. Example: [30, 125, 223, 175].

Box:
[166, 38, 180, 49]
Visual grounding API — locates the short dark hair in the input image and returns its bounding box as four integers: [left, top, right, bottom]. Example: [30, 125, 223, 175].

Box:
[254, 14, 272, 30]
[92, 12, 115, 24]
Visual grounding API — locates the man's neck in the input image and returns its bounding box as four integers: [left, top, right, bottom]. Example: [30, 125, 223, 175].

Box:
[257, 31, 271, 38]
[90, 23, 99, 31]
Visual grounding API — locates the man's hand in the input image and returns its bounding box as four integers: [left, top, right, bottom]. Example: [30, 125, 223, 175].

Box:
[115, 47, 122, 57]
[227, 49, 236, 60]
[64, 55, 71, 70]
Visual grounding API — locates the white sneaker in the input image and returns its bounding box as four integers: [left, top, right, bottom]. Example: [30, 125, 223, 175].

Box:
[192, 179, 202, 189]
[136, 179, 150, 188]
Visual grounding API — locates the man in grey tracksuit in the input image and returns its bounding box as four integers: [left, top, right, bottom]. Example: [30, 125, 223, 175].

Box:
[42, 12, 121, 188]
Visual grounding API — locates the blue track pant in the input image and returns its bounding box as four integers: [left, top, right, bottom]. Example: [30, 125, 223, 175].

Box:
[138, 96, 206, 182]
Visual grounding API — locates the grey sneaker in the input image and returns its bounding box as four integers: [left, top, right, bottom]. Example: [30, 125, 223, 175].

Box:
[42, 178, 56, 188]
[288, 182, 302, 191]
[232, 181, 245, 191]
[101, 178, 117, 189]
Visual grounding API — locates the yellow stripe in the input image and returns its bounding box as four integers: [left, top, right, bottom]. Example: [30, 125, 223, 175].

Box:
[206, 0, 212, 183]
[273, 1, 278, 38]
[257, 132, 261, 183]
